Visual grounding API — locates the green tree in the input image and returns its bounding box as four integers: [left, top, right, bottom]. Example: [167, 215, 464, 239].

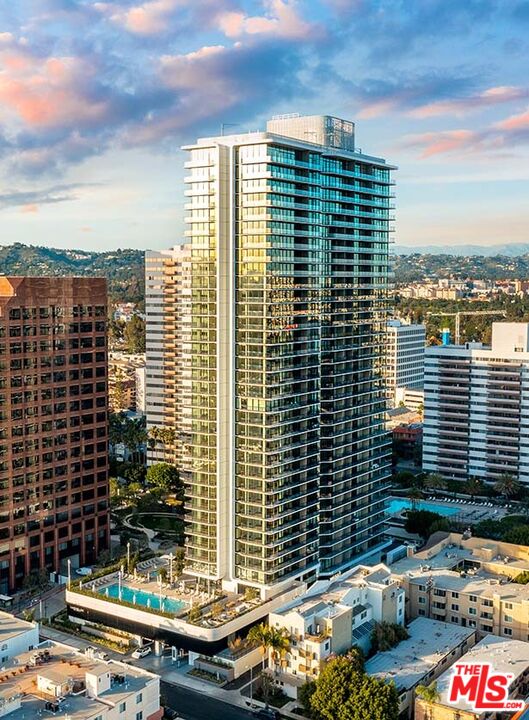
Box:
[494, 473, 521, 500]
[465, 476, 484, 501]
[299, 681, 316, 717]
[146, 463, 182, 498]
[407, 486, 423, 510]
[309, 656, 398, 720]
[187, 604, 201, 624]
[124, 314, 146, 353]
[514, 570, 529, 584]
[158, 567, 168, 583]
[247, 623, 271, 671]
[423, 473, 447, 493]
[416, 681, 440, 720]
[503, 525, 529, 546]
[370, 622, 409, 653]
[405, 510, 449, 539]
[268, 627, 290, 674]
[173, 548, 185, 577]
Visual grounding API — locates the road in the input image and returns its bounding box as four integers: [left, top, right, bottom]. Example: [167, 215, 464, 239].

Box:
[161, 681, 257, 720]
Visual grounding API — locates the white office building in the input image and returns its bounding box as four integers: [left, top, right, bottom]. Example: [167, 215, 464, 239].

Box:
[423, 322, 529, 483]
[385, 319, 425, 408]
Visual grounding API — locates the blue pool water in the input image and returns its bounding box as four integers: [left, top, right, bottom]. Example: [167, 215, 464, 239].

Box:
[386, 498, 458, 517]
[99, 583, 187, 614]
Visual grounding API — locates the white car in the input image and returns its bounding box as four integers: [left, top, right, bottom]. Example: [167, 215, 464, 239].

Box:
[131, 646, 152, 659]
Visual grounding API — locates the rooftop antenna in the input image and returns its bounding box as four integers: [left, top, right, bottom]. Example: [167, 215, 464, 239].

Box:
[220, 123, 239, 136]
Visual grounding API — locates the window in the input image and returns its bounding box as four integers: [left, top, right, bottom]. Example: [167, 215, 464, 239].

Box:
[505, 602, 513, 610]
[136, 714, 143, 720]
[469, 607, 477, 615]
[504, 615, 513, 623]
[451, 616, 459, 623]
[418, 609, 425, 616]
[119, 703, 126, 713]
[418, 597, 426, 604]
[469, 595, 477, 602]
[452, 592, 459, 599]
[451, 604, 459, 611]
[136, 694, 143, 704]
[504, 628, 513, 636]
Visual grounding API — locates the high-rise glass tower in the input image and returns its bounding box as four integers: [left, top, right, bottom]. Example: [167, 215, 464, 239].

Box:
[158, 115, 394, 596]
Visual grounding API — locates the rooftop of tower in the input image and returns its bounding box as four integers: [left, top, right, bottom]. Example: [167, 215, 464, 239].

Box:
[183, 113, 396, 167]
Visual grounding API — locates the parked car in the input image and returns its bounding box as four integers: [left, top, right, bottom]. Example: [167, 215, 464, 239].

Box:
[163, 709, 180, 719]
[131, 646, 152, 659]
[253, 709, 280, 720]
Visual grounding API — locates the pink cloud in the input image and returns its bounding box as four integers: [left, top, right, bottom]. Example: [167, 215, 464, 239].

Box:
[402, 129, 481, 158]
[495, 106, 529, 131]
[0, 52, 109, 129]
[95, 0, 179, 35]
[20, 203, 38, 214]
[218, 0, 320, 40]
[410, 86, 528, 118]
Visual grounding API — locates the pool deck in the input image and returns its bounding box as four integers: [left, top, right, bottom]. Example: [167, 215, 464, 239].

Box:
[387, 496, 509, 525]
[79, 557, 264, 628]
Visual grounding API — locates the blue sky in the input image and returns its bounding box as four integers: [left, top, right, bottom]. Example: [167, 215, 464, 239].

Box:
[1, 0, 529, 251]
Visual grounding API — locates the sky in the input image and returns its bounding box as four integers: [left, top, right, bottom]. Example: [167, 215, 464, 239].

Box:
[1, 0, 529, 251]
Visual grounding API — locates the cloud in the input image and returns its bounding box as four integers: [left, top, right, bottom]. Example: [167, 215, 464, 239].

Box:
[409, 86, 529, 118]
[401, 106, 529, 158]
[123, 39, 314, 145]
[0, 53, 110, 129]
[344, 71, 478, 119]
[495, 106, 529, 131]
[94, 0, 179, 35]
[0, 183, 94, 210]
[218, 1, 321, 41]
[401, 129, 483, 158]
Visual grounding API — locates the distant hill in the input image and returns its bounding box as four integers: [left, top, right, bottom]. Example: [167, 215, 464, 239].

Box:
[394, 243, 529, 257]
[0, 243, 144, 305]
[393, 252, 529, 283]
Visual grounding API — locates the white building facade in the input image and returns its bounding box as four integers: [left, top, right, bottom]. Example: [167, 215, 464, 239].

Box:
[385, 319, 425, 408]
[423, 322, 529, 484]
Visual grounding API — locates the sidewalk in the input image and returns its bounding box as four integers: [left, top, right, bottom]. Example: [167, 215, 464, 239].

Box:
[143, 655, 256, 710]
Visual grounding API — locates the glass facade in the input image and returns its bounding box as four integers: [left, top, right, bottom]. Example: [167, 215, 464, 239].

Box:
[182, 121, 393, 590]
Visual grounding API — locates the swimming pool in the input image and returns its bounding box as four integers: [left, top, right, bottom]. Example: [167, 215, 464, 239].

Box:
[99, 583, 187, 614]
[386, 498, 459, 517]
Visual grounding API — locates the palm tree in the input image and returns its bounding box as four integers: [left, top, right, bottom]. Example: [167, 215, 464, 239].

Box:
[494, 472, 521, 500]
[268, 627, 290, 675]
[247, 623, 271, 671]
[465, 476, 483, 501]
[148, 426, 161, 451]
[416, 681, 440, 720]
[407, 487, 422, 511]
[424, 473, 447, 494]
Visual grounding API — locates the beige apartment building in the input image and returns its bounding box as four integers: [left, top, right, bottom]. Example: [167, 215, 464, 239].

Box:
[366, 617, 476, 719]
[392, 532, 529, 641]
[145, 245, 192, 467]
[415, 635, 529, 720]
[268, 563, 404, 696]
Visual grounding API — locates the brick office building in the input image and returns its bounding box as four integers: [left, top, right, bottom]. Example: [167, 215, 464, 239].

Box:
[0, 277, 110, 593]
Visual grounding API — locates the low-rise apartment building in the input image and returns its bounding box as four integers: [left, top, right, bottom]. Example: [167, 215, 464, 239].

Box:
[0, 612, 38, 664]
[0, 639, 161, 720]
[392, 532, 529, 640]
[415, 635, 529, 720]
[365, 617, 476, 719]
[267, 564, 404, 695]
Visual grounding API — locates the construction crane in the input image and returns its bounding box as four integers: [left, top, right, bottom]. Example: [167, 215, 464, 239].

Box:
[426, 309, 507, 345]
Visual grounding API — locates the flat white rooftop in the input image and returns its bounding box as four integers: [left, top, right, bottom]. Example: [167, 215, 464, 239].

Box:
[365, 617, 475, 691]
[435, 635, 529, 712]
